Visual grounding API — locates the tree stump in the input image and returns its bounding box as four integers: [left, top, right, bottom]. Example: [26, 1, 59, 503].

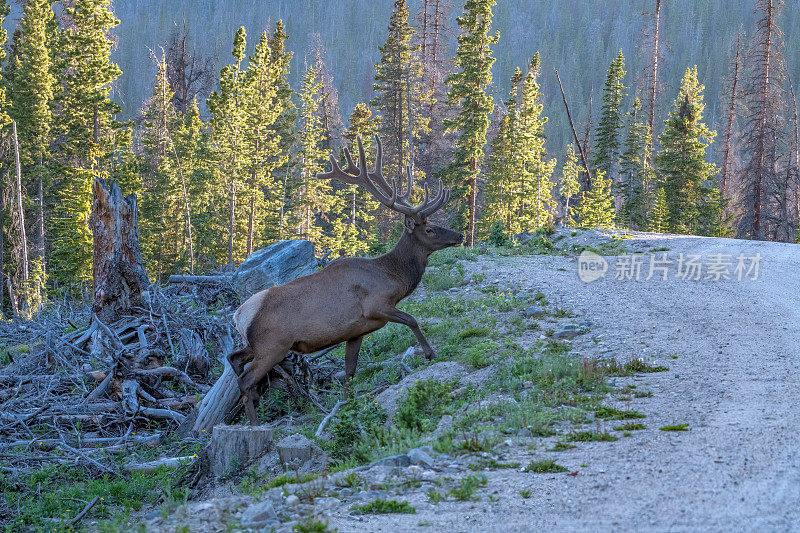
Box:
[90, 179, 150, 323]
[208, 424, 274, 477]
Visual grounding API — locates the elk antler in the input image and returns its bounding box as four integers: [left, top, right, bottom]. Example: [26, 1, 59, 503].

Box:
[316, 135, 451, 224]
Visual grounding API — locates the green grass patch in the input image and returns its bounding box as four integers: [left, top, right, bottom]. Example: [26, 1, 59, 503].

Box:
[659, 423, 690, 431]
[613, 422, 646, 431]
[594, 406, 646, 420]
[449, 474, 487, 501]
[423, 263, 465, 292]
[293, 518, 337, 532]
[565, 431, 618, 442]
[395, 379, 459, 433]
[467, 459, 520, 471]
[351, 499, 416, 515]
[523, 459, 568, 473]
[548, 441, 577, 452]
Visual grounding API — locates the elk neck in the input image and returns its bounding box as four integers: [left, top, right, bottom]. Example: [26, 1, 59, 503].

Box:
[379, 230, 430, 297]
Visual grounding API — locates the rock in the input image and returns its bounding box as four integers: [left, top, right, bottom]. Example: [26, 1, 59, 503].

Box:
[276, 433, 314, 466]
[285, 494, 300, 508]
[241, 500, 278, 525]
[408, 447, 435, 468]
[408, 465, 424, 476]
[518, 428, 533, 438]
[435, 415, 454, 435]
[420, 470, 438, 482]
[553, 324, 581, 339]
[523, 306, 546, 318]
[232, 240, 317, 298]
[523, 380, 535, 389]
[192, 502, 221, 522]
[373, 454, 411, 468]
[144, 510, 161, 520]
[493, 439, 514, 453]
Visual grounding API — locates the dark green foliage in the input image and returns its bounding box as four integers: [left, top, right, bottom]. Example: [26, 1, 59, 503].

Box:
[449, 473, 487, 501]
[327, 395, 387, 460]
[614, 422, 646, 431]
[659, 423, 690, 431]
[566, 430, 618, 442]
[654, 67, 726, 236]
[524, 459, 568, 473]
[351, 499, 416, 514]
[395, 379, 456, 433]
[443, 0, 498, 242]
[594, 406, 646, 420]
[487, 221, 510, 246]
[575, 171, 615, 229]
[592, 51, 627, 179]
[293, 518, 337, 532]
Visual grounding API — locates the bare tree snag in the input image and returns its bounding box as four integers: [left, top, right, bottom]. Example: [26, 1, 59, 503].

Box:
[12, 121, 29, 309]
[556, 69, 593, 186]
[90, 179, 151, 323]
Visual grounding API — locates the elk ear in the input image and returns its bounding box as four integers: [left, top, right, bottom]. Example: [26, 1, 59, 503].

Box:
[404, 216, 417, 233]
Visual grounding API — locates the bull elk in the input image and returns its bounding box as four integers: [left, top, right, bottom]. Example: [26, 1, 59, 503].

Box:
[229, 135, 463, 424]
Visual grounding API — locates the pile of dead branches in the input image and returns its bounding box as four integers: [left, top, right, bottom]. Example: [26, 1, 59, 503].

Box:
[0, 278, 343, 476]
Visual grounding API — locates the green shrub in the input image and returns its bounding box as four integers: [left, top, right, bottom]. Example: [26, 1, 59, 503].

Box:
[487, 221, 510, 246]
[395, 379, 455, 433]
[351, 499, 416, 515]
[449, 474, 487, 501]
[524, 459, 568, 473]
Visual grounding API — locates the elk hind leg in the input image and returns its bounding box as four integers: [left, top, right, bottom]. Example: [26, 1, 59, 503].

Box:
[343, 336, 363, 399]
[237, 344, 290, 425]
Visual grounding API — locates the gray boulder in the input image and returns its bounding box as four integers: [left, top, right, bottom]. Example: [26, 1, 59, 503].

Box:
[232, 240, 318, 299]
[553, 324, 581, 340]
[276, 433, 314, 465]
[240, 500, 278, 526]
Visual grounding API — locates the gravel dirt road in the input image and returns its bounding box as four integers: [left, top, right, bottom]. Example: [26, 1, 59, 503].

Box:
[331, 232, 800, 532]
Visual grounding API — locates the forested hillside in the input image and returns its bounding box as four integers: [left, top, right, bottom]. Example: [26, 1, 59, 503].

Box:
[106, 0, 800, 152]
[0, 0, 798, 319]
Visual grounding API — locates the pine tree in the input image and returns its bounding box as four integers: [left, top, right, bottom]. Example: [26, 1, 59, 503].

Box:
[140, 56, 181, 281]
[654, 67, 724, 236]
[592, 50, 627, 185]
[517, 53, 557, 230]
[0, 0, 13, 315]
[242, 30, 287, 252]
[292, 64, 334, 252]
[371, 0, 431, 179]
[208, 27, 248, 266]
[6, 0, 55, 307]
[559, 143, 581, 226]
[444, 0, 498, 246]
[618, 98, 653, 229]
[483, 67, 522, 237]
[51, 0, 125, 285]
[575, 170, 615, 229]
[268, 20, 296, 240]
[339, 103, 380, 255]
[649, 187, 669, 232]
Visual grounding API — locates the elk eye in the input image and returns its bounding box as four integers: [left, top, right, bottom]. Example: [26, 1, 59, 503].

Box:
[425, 228, 434, 235]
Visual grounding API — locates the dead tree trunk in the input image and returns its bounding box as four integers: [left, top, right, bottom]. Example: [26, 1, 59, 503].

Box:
[720, 32, 742, 199]
[647, 0, 662, 148]
[90, 179, 151, 323]
[12, 122, 29, 309]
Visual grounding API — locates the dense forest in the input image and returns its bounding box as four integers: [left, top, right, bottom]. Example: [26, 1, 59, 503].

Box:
[0, 0, 798, 318]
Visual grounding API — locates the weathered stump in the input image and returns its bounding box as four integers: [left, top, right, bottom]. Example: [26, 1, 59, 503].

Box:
[208, 424, 274, 477]
[90, 179, 150, 323]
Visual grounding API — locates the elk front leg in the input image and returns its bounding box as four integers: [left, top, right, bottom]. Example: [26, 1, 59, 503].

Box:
[375, 309, 435, 360]
[343, 336, 363, 399]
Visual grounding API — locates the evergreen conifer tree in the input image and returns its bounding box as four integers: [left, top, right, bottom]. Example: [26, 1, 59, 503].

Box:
[559, 144, 581, 226]
[371, 0, 431, 179]
[576, 170, 615, 229]
[444, 0, 498, 246]
[592, 50, 627, 185]
[51, 0, 125, 285]
[654, 66, 724, 235]
[618, 98, 653, 229]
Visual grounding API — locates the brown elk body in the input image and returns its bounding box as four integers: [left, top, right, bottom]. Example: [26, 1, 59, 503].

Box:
[229, 136, 463, 424]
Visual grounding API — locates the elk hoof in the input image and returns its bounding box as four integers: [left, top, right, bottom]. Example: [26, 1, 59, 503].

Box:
[424, 349, 435, 361]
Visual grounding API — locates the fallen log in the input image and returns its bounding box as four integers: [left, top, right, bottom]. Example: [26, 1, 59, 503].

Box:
[0, 433, 162, 450]
[123, 456, 195, 473]
[168, 275, 228, 285]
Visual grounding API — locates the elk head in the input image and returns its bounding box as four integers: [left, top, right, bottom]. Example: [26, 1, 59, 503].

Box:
[317, 135, 463, 252]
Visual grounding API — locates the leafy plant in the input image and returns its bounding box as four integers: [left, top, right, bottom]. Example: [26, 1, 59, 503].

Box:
[449, 474, 487, 501]
[594, 406, 646, 420]
[524, 459, 568, 473]
[351, 499, 416, 515]
[613, 422, 646, 431]
[395, 379, 456, 433]
[659, 423, 690, 431]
